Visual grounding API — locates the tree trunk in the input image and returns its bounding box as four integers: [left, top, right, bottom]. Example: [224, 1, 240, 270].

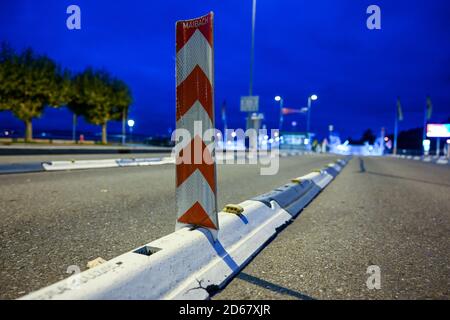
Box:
[72, 113, 77, 142]
[25, 120, 33, 142]
[121, 109, 126, 145]
[101, 122, 107, 144]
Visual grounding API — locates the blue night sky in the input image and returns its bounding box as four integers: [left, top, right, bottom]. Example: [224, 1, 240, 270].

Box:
[0, 0, 449, 140]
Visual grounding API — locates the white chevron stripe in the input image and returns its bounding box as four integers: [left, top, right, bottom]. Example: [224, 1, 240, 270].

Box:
[176, 101, 213, 136]
[174, 101, 216, 155]
[176, 29, 213, 86]
[174, 137, 215, 164]
[176, 170, 217, 223]
[175, 100, 214, 148]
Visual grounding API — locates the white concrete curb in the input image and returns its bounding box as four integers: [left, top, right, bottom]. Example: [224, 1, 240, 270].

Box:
[4, 152, 334, 175]
[116, 157, 175, 167]
[43, 157, 175, 171]
[21, 157, 350, 300]
[43, 159, 119, 171]
[21, 200, 292, 300]
[392, 154, 449, 166]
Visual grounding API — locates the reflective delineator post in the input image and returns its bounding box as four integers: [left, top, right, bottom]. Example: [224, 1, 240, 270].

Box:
[175, 12, 218, 237]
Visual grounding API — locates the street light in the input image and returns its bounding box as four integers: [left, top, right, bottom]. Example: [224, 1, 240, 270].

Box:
[127, 119, 135, 143]
[307, 94, 318, 139]
[447, 139, 450, 158]
[274, 96, 284, 130]
[249, 0, 257, 96]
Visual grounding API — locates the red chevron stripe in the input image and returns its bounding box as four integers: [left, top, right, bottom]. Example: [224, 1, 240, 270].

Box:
[176, 12, 217, 232]
[176, 12, 213, 53]
[177, 201, 217, 229]
[176, 135, 215, 191]
[176, 65, 213, 121]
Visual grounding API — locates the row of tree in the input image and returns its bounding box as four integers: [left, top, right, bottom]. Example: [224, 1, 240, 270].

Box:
[0, 43, 132, 143]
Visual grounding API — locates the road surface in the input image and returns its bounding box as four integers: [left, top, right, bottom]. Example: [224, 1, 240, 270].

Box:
[0, 153, 339, 299]
[215, 157, 450, 300]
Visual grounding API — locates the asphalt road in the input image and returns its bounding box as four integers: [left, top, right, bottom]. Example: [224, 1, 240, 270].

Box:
[215, 157, 450, 300]
[0, 153, 339, 299]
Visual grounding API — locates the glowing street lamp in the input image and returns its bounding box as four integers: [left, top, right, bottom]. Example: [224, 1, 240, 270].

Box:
[127, 119, 135, 142]
[274, 96, 284, 130]
[307, 94, 318, 139]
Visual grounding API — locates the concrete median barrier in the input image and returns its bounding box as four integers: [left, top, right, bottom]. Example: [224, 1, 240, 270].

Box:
[42, 157, 175, 171]
[43, 159, 119, 171]
[1, 152, 323, 175]
[392, 154, 449, 166]
[20, 157, 350, 300]
[0, 162, 45, 174]
[116, 157, 175, 167]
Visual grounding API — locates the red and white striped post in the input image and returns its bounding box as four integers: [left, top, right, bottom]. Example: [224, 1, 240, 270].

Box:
[175, 12, 218, 236]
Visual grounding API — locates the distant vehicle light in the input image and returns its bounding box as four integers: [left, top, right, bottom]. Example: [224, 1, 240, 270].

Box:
[384, 137, 389, 142]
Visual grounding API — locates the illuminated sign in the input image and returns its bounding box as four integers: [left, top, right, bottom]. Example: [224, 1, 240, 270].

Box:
[427, 124, 450, 138]
[240, 96, 259, 112]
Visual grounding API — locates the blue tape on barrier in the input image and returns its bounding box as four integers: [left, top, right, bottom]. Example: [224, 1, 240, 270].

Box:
[252, 180, 322, 217]
[325, 166, 339, 178]
[0, 162, 45, 174]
